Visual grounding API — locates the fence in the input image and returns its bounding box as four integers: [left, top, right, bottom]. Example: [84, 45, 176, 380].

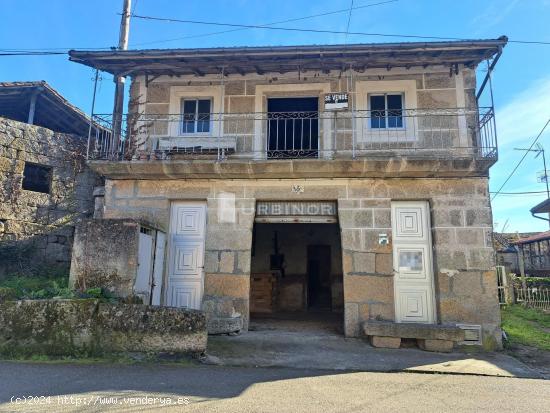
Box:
[87, 107, 497, 161]
[514, 286, 550, 311]
[496, 265, 550, 311]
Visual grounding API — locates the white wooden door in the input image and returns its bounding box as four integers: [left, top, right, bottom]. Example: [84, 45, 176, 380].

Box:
[134, 231, 154, 300]
[391, 201, 436, 323]
[151, 231, 166, 306]
[166, 202, 206, 309]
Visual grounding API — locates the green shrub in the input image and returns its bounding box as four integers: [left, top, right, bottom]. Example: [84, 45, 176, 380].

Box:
[0, 274, 72, 300]
[0, 287, 17, 301]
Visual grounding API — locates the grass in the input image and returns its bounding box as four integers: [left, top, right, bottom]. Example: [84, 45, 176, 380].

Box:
[0, 353, 199, 366]
[0, 273, 115, 301]
[0, 273, 73, 300]
[501, 305, 550, 351]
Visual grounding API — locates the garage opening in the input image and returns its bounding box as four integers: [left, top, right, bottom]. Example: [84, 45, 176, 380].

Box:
[250, 222, 344, 333]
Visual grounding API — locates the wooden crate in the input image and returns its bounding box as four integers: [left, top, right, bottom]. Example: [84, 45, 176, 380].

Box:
[250, 272, 277, 313]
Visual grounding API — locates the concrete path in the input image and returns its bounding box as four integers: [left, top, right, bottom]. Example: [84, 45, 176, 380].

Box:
[206, 322, 543, 379]
[0, 362, 548, 412]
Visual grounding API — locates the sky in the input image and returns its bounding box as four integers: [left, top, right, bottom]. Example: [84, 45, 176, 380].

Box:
[1, 0, 549, 233]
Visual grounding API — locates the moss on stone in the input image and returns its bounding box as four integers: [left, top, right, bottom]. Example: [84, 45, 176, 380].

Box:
[0, 299, 206, 358]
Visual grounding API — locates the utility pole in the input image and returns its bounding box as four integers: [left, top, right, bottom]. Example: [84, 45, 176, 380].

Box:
[111, 0, 131, 158]
[514, 144, 550, 228]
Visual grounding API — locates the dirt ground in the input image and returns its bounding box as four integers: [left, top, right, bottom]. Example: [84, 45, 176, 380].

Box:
[505, 344, 550, 379]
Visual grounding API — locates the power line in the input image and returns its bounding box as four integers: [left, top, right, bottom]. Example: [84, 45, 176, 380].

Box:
[491, 117, 550, 202]
[489, 191, 548, 196]
[0, 51, 67, 56]
[344, 0, 355, 45]
[129, 13, 550, 45]
[130, 0, 398, 47]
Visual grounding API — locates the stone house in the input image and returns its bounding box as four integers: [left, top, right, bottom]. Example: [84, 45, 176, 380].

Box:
[0, 82, 99, 277]
[68, 38, 506, 350]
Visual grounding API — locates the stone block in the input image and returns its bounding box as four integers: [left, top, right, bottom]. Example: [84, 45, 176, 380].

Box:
[338, 209, 373, 229]
[363, 230, 392, 253]
[432, 209, 464, 227]
[219, 251, 235, 273]
[363, 321, 465, 341]
[434, 249, 467, 271]
[145, 103, 169, 115]
[344, 302, 360, 337]
[146, 83, 169, 103]
[375, 253, 393, 275]
[433, 228, 455, 245]
[465, 209, 492, 227]
[204, 274, 250, 299]
[417, 90, 457, 109]
[338, 199, 361, 209]
[112, 181, 135, 199]
[0, 300, 207, 356]
[205, 229, 252, 250]
[370, 336, 401, 349]
[455, 228, 485, 246]
[359, 302, 394, 322]
[373, 208, 391, 228]
[353, 252, 375, 273]
[236, 251, 251, 274]
[360, 199, 391, 208]
[207, 316, 243, 334]
[467, 249, 494, 270]
[417, 339, 454, 353]
[225, 80, 245, 95]
[229, 96, 254, 113]
[424, 73, 456, 89]
[204, 251, 219, 273]
[340, 229, 362, 250]
[344, 275, 393, 304]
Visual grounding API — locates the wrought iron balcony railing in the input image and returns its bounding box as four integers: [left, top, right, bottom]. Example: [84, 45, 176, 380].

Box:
[87, 107, 497, 162]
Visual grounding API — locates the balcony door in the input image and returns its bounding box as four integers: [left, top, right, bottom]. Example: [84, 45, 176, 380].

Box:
[267, 97, 319, 159]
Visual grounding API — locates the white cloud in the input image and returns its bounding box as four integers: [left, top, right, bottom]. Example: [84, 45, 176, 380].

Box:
[471, 0, 520, 31]
[495, 76, 550, 147]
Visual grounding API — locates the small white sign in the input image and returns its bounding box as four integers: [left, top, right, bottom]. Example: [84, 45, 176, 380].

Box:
[324, 93, 349, 110]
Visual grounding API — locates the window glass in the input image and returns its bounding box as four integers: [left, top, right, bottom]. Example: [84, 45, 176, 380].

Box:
[22, 163, 51, 194]
[387, 94, 403, 128]
[369, 94, 404, 129]
[182, 100, 197, 133]
[181, 99, 211, 134]
[370, 95, 386, 129]
[399, 250, 423, 272]
[197, 99, 211, 133]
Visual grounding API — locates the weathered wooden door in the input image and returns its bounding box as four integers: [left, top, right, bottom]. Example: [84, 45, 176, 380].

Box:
[151, 231, 166, 306]
[391, 201, 436, 323]
[134, 230, 154, 300]
[166, 202, 206, 309]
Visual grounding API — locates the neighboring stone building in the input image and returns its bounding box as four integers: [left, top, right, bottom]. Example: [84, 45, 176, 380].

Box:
[69, 38, 507, 350]
[0, 82, 99, 277]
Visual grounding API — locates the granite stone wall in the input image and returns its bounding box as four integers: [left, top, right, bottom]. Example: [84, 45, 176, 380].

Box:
[0, 299, 207, 356]
[0, 117, 98, 277]
[101, 176, 501, 348]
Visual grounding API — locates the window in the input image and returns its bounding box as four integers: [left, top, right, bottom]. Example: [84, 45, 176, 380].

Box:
[181, 99, 211, 134]
[22, 163, 51, 194]
[369, 93, 404, 129]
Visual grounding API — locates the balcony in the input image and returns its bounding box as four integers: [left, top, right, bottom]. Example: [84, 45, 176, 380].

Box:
[87, 107, 497, 179]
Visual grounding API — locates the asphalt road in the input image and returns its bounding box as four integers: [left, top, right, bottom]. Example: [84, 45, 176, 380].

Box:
[0, 362, 548, 412]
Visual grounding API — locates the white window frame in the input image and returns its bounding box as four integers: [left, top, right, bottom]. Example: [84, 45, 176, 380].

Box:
[168, 85, 223, 138]
[180, 98, 213, 136]
[355, 80, 418, 143]
[367, 92, 406, 130]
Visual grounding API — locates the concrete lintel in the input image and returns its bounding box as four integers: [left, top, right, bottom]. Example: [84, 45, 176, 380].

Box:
[88, 157, 493, 180]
